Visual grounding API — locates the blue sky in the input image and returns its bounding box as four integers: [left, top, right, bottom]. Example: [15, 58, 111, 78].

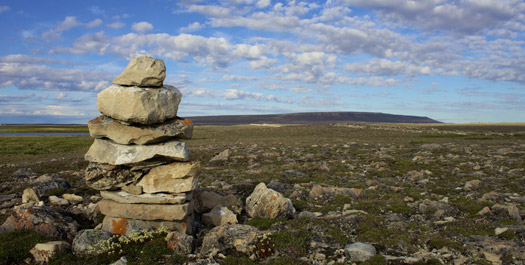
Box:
[0, 0, 524, 124]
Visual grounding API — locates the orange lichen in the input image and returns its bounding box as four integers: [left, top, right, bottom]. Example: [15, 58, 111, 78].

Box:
[111, 219, 128, 235]
[90, 115, 104, 124]
[181, 119, 193, 126]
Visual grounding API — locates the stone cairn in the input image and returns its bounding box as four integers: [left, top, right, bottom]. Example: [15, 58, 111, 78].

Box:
[84, 56, 198, 235]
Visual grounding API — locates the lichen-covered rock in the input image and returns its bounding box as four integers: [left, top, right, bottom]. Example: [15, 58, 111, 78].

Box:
[113, 56, 166, 87]
[101, 216, 193, 235]
[32, 174, 71, 196]
[0, 206, 78, 240]
[72, 229, 112, 255]
[97, 85, 182, 125]
[84, 163, 144, 190]
[344, 242, 377, 262]
[85, 139, 189, 165]
[88, 115, 193, 145]
[245, 182, 295, 219]
[30, 241, 70, 264]
[200, 224, 261, 257]
[166, 231, 193, 255]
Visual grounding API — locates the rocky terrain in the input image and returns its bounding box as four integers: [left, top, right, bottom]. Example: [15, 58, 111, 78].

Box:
[0, 123, 524, 265]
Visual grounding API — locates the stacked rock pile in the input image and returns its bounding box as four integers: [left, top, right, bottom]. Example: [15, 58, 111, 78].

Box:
[84, 56, 199, 235]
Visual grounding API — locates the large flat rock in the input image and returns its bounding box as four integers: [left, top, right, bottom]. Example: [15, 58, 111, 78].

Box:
[113, 56, 166, 87]
[101, 215, 193, 235]
[137, 162, 200, 193]
[97, 85, 182, 125]
[100, 190, 191, 204]
[88, 115, 193, 145]
[98, 199, 192, 221]
[85, 139, 189, 165]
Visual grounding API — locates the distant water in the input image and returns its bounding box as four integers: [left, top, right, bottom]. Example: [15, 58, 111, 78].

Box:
[0, 131, 89, 136]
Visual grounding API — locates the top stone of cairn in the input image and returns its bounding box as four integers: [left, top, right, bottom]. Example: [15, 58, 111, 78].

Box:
[113, 56, 166, 87]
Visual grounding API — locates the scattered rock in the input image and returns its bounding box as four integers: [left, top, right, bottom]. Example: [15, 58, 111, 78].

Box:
[200, 224, 261, 257]
[30, 241, 70, 264]
[22, 188, 39, 204]
[49, 195, 69, 206]
[88, 115, 193, 145]
[110, 256, 128, 265]
[210, 149, 231, 162]
[309, 184, 363, 201]
[32, 174, 71, 196]
[72, 229, 112, 255]
[495, 227, 509, 236]
[282, 169, 308, 178]
[97, 85, 182, 124]
[113, 56, 166, 87]
[245, 182, 295, 219]
[166, 231, 193, 255]
[11, 168, 38, 179]
[421, 144, 442, 151]
[344, 242, 377, 262]
[62, 193, 83, 204]
[194, 190, 243, 214]
[0, 206, 78, 240]
[203, 205, 238, 227]
[464, 179, 481, 190]
[85, 139, 189, 165]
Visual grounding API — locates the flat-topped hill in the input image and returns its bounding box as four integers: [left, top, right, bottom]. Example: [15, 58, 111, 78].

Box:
[186, 112, 440, 125]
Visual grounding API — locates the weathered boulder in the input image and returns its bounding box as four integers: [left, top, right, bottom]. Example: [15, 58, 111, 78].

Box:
[98, 199, 192, 221]
[30, 241, 70, 264]
[85, 139, 189, 165]
[137, 162, 199, 194]
[0, 206, 78, 240]
[49, 195, 69, 207]
[11, 168, 38, 179]
[22, 188, 39, 204]
[84, 163, 144, 190]
[203, 205, 238, 227]
[309, 184, 363, 201]
[166, 231, 194, 255]
[245, 182, 295, 219]
[200, 224, 261, 257]
[88, 115, 193, 145]
[101, 216, 193, 235]
[113, 56, 166, 87]
[97, 85, 182, 124]
[72, 229, 112, 255]
[344, 242, 377, 262]
[195, 190, 243, 214]
[100, 190, 191, 205]
[32, 174, 71, 196]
